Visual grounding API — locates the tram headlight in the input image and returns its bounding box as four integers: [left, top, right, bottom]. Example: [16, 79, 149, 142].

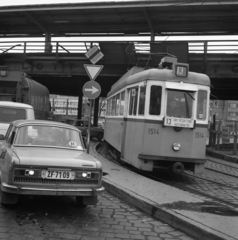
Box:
[172, 142, 181, 151]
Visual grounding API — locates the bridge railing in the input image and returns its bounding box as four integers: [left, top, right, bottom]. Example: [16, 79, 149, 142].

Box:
[0, 40, 238, 54]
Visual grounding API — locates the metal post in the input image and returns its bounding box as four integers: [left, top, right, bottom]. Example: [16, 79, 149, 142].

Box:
[233, 121, 237, 155]
[212, 115, 216, 147]
[87, 99, 92, 154]
[216, 120, 221, 150]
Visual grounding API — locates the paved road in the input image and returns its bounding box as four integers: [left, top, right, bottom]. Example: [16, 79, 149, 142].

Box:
[0, 192, 196, 240]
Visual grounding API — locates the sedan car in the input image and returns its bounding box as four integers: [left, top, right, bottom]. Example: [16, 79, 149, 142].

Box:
[65, 119, 104, 141]
[0, 120, 104, 206]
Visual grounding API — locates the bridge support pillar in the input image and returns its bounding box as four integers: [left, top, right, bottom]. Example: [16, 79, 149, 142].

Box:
[77, 95, 82, 120]
[45, 31, 52, 53]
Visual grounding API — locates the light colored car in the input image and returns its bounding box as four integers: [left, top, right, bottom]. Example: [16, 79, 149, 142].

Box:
[0, 101, 35, 135]
[0, 120, 104, 206]
[65, 119, 104, 141]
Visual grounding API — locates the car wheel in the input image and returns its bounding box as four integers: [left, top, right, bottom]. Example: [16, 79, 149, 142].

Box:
[97, 133, 103, 141]
[76, 196, 87, 208]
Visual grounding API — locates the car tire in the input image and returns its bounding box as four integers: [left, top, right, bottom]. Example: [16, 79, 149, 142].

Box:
[76, 196, 87, 208]
[97, 133, 103, 141]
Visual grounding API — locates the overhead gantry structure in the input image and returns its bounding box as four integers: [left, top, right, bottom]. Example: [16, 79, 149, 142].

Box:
[1, 0, 238, 41]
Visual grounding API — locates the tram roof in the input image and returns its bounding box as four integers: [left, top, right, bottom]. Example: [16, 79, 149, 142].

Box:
[107, 67, 211, 97]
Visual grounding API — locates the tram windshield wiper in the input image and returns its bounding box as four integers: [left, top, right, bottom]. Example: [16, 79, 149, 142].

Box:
[184, 91, 195, 100]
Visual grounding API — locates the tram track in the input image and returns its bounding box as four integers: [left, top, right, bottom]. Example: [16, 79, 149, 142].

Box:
[97, 142, 238, 210]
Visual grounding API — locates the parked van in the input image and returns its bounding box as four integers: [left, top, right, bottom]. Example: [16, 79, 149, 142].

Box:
[0, 101, 35, 135]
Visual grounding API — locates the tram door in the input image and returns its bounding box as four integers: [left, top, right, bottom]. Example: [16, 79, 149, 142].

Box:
[122, 85, 147, 167]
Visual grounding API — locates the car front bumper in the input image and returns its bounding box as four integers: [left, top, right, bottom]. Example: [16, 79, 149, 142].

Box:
[2, 182, 105, 196]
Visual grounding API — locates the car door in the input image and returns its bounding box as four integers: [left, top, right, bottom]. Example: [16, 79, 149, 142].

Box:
[0, 124, 15, 173]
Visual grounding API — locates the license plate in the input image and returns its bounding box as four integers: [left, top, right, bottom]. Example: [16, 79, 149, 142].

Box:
[41, 170, 75, 180]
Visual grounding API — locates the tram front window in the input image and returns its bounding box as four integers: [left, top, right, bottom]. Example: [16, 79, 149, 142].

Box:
[166, 90, 194, 118]
[149, 86, 162, 115]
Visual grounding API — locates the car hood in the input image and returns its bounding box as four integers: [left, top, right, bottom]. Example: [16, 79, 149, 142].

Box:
[13, 147, 101, 169]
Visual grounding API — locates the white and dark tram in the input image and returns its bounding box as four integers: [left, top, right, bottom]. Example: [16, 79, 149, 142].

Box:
[104, 57, 210, 174]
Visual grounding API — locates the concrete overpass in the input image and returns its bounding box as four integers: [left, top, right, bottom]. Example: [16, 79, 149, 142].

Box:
[1, 40, 238, 101]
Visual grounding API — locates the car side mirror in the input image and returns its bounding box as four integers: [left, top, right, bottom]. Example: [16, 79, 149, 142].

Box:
[0, 134, 5, 141]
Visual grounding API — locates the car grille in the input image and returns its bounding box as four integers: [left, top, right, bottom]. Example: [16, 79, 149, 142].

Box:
[14, 177, 99, 185]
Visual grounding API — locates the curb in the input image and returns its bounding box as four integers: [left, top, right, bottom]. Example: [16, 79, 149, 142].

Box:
[102, 180, 229, 240]
[94, 144, 231, 240]
[206, 149, 238, 164]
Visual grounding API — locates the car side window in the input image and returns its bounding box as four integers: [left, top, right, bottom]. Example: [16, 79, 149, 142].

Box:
[5, 124, 13, 142]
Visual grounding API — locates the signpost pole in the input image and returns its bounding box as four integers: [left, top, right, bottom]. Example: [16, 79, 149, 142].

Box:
[87, 99, 92, 153]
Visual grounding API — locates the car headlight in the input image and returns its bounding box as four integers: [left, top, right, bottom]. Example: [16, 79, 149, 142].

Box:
[75, 171, 100, 179]
[14, 168, 41, 177]
[172, 142, 181, 151]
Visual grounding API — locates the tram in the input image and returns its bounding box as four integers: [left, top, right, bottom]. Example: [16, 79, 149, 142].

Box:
[104, 57, 210, 174]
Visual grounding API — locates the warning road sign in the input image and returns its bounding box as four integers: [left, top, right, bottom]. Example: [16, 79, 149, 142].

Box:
[84, 64, 104, 81]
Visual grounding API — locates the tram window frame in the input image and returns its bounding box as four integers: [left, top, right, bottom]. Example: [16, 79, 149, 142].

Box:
[128, 87, 139, 116]
[107, 98, 112, 116]
[115, 93, 120, 116]
[120, 91, 125, 116]
[138, 85, 146, 115]
[111, 96, 116, 116]
[197, 90, 208, 120]
[149, 86, 162, 116]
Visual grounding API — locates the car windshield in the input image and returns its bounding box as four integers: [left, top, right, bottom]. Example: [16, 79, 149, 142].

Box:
[14, 125, 85, 150]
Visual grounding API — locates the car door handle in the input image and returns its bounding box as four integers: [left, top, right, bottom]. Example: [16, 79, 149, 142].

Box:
[0, 149, 7, 160]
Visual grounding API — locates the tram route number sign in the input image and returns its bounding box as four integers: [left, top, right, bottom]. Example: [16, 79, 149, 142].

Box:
[164, 116, 194, 128]
[82, 81, 101, 99]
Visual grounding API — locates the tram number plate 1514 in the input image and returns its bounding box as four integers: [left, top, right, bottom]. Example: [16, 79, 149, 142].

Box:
[164, 117, 194, 128]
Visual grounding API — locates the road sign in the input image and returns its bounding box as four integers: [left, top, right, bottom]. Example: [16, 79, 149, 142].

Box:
[84, 64, 104, 81]
[85, 45, 104, 64]
[82, 81, 101, 99]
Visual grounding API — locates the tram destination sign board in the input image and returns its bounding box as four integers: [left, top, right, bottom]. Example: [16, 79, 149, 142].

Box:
[164, 116, 194, 128]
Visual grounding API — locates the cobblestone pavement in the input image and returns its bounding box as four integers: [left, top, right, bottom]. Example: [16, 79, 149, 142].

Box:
[205, 156, 238, 178]
[0, 192, 196, 240]
[182, 158, 238, 207]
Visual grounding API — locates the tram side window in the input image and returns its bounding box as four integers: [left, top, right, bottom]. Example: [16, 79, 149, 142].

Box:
[149, 86, 162, 115]
[138, 86, 146, 115]
[197, 90, 207, 120]
[107, 98, 112, 116]
[115, 94, 120, 116]
[120, 91, 125, 116]
[129, 87, 139, 116]
[111, 96, 116, 116]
